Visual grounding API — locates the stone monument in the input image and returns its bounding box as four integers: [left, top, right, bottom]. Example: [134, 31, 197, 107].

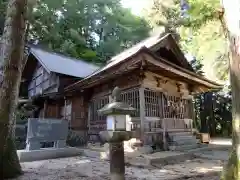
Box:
[17, 118, 82, 162]
[26, 118, 68, 150]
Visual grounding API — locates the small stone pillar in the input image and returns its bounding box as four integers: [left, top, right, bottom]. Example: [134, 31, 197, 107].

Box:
[98, 87, 135, 180]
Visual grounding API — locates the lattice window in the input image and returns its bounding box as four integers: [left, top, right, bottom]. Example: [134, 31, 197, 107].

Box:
[144, 89, 162, 117]
[184, 99, 193, 119]
[162, 94, 189, 119]
[90, 95, 109, 122]
[120, 88, 140, 117]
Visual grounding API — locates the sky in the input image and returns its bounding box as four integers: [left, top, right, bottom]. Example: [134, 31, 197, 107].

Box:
[121, 0, 149, 16]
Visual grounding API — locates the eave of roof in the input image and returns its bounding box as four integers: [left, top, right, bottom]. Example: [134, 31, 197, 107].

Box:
[144, 49, 222, 89]
[64, 33, 222, 92]
[65, 46, 148, 91]
[65, 48, 222, 92]
[65, 34, 171, 90]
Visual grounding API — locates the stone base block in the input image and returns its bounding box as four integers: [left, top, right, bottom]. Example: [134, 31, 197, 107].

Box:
[17, 147, 83, 162]
[200, 133, 210, 143]
[137, 146, 153, 154]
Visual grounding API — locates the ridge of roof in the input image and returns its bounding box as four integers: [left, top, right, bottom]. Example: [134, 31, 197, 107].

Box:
[84, 33, 171, 79]
[64, 33, 172, 90]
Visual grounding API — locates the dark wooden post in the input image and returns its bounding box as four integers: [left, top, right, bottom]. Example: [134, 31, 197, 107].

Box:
[139, 87, 145, 143]
[43, 99, 47, 118]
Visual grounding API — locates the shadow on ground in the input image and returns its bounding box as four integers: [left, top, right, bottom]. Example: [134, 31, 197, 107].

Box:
[173, 172, 220, 180]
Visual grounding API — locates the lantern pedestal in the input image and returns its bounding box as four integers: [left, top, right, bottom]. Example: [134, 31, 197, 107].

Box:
[100, 131, 132, 180]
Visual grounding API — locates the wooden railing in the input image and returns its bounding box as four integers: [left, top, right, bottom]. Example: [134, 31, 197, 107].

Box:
[163, 118, 193, 131]
[131, 117, 193, 134]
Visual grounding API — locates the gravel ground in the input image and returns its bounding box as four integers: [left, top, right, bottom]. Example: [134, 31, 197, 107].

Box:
[11, 155, 223, 180]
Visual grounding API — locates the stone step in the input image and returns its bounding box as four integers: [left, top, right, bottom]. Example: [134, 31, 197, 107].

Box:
[169, 143, 201, 151]
[173, 136, 197, 141]
[169, 141, 198, 147]
[172, 138, 198, 144]
[174, 141, 199, 146]
[168, 131, 193, 136]
[169, 134, 199, 147]
[172, 135, 197, 141]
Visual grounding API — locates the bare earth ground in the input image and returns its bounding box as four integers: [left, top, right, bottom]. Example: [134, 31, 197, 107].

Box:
[11, 155, 223, 180]
[12, 139, 232, 180]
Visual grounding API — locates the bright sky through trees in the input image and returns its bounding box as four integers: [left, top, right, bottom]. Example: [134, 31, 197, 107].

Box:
[121, 0, 149, 16]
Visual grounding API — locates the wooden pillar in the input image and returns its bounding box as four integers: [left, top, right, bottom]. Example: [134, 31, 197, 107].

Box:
[43, 100, 47, 118]
[88, 103, 91, 132]
[191, 97, 196, 132]
[64, 97, 67, 120]
[161, 93, 167, 150]
[56, 102, 59, 118]
[139, 87, 145, 142]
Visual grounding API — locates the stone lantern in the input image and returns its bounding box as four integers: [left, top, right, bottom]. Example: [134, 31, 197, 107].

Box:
[98, 86, 135, 180]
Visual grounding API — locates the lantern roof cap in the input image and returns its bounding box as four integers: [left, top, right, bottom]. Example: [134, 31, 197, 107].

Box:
[98, 101, 136, 115]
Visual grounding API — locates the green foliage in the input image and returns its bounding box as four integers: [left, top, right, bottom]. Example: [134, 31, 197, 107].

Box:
[0, 0, 7, 34]
[27, 0, 150, 64]
[180, 20, 229, 81]
[146, 0, 228, 83]
[1, 0, 152, 63]
[185, 0, 219, 29]
[67, 131, 87, 147]
[221, 149, 240, 180]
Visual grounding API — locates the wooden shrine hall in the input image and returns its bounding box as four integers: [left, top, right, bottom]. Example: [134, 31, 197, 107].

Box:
[64, 33, 221, 148]
[20, 33, 221, 149]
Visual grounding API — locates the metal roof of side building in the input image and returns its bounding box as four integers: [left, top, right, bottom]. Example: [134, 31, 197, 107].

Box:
[30, 47, 100, 78]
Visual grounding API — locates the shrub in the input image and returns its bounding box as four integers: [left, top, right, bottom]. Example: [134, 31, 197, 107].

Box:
[66, 131, 87, 147]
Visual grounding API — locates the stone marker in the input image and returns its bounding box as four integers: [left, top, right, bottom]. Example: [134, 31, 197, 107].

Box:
[17, 118, 82, 162]
[26, 118, 68, 150]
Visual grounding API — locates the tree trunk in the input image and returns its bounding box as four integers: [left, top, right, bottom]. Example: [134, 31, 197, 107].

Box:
[0, 0, 28, 179]
[221, 36, 240, 180]
[220, 1, 240, 179]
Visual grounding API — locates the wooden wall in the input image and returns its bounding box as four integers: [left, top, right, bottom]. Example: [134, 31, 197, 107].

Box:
[28, 62, 59, 98]
[45, 104, 60, 118]
[91, 71, 142, 98]
[143, 71, 191, 99]
[70, 95, 88, 131]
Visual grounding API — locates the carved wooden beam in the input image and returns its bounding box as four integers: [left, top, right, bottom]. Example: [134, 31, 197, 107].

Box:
[154, 76, 168, 88]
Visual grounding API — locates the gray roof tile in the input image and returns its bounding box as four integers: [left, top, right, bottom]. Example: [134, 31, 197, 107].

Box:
[30, 47, 99, 78]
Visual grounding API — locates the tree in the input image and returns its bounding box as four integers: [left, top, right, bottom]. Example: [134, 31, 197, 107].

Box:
[220, 1, 240, 179]
[0, 0, 151, 65]
[28, 0, 150, 64]
[0, 0, 7, 34]
[145, 0, 228, 83]
[0, 0, 29, 178]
